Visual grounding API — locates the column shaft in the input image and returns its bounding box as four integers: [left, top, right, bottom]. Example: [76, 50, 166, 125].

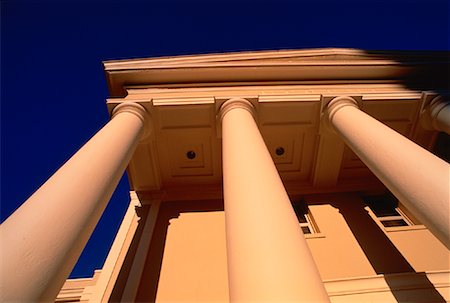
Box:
[220, 99, 330, 302]
[0, 103, 147, 302]
[327, 97, 450, 249]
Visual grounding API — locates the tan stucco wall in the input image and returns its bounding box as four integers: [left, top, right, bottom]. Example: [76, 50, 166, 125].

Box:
[136, 200, 228, 302]
[385, 227, 449, 272]
[134, 194, 449, 302]
[306, 194, 449, 277]
[304, 196, 377, 279]
[155, 210, 228, 302]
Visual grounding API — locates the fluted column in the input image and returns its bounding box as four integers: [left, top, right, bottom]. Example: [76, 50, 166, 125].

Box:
[219, 98, 330, 302]
[326, 96, 450, 249]
[421, 96, 450, 134]
[0, 102, 149, 302]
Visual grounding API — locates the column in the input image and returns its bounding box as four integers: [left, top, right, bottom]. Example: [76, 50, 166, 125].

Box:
[421, 96, 450, 134]
[0, 102, 148, 302]
[219, 98, 330, 302]
[326, 96, 450, 249]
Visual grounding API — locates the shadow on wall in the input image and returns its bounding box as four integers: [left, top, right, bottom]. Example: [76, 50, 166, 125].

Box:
[332, 194, 446, 303]
[107, 204, 151, 301]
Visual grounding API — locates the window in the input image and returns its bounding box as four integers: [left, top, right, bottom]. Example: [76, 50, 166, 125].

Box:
[292, 201, 316, 234]
[364, 194, 415, 228]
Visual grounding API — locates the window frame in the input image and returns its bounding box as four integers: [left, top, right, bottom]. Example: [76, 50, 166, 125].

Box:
[363, 194, 424, 232]
[292, 201, 323, 237]
[298, 211, 316, 234]
[375, 206, 414, 228]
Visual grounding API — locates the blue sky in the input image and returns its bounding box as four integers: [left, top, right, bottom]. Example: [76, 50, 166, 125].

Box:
[2, 0, 449, 278]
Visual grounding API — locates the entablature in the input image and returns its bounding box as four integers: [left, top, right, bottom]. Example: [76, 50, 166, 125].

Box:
[105, 84, 443, 201]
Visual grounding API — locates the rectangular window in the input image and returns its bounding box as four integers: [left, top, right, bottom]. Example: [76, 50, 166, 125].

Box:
[292, 201, 316, 234]
[364, 194, 415, 228]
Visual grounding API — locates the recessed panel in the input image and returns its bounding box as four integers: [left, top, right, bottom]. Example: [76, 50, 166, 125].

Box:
[339, 147, 372, 180]
[362, 100, 419, 122]
[259, 101, 320, 127]
[165, 130, 214, 177]
[261, 126, 316, 182]
[158, 105, 214, 129]
[127, 142, 161, 191]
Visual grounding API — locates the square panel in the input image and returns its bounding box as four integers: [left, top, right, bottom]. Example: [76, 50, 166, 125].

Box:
[165, 131, 214, 177]
[261, 126, 317, 182]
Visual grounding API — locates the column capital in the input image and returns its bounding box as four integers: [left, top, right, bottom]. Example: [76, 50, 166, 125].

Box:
[218, 98, 256, 122]
[112, 102, 152, 140]
[112, 102, 148, 123]
[427, 96, 449, 131]
[326, 96, 359, 122]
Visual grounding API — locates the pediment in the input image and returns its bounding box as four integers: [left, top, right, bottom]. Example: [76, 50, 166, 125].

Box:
[104, 48, 392, 70]
[104, 48, 447, 70]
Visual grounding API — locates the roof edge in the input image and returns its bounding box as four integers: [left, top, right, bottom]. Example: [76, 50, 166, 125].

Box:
[104, 48, 450, 97]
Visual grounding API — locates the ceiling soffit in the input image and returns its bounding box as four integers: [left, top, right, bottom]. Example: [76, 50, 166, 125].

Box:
[106, 87, 438, 201]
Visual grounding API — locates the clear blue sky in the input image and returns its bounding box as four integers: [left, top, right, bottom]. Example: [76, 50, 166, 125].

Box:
[2, 0, 449, 278]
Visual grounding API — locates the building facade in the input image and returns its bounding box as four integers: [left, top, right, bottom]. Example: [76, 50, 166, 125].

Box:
[1, 49, 449, 302]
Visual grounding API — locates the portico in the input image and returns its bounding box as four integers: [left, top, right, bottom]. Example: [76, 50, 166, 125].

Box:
[1, 49, 449, 302]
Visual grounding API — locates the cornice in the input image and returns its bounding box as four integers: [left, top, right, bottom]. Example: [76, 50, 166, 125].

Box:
[103, 48, 450, 97]
[103, 48, 449, 70]
[324, 270, 450, 297]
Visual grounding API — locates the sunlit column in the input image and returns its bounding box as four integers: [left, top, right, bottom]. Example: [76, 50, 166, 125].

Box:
[421, 96, 450, 134]
[219, 98, 330, 302]
[326, 96, 450, 249]
[0, 102, 149, 302]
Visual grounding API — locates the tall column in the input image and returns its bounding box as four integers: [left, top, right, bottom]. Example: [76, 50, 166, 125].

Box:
[219, 98, 330, 302]
[421, 96, 450, 135]
[0, 102, 149, 302]
[326, 96, 450, 249]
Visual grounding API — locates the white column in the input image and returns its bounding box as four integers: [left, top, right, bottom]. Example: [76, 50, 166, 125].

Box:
[0, 102, 148, 302]
[421, 96, 450, 134]
[219, 98, 330, 302]
[326, 96, 450, 249]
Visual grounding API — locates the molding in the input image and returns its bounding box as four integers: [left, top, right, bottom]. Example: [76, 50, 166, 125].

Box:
[104, 48, 450, 97]
[362, 92, 422, 101]
[384, 224, 427, 233]
[153, 96, 215, 106]
[103, 48, 398, 71]
[133, 179, 386, 203]
[56, 270, 102, 302]
[122, 84, 430, 106]
[258, 94, 321, 103]
[324, 270, 450, 297]
[125, 83, 416, 97]
[58, 269, 450, 301]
